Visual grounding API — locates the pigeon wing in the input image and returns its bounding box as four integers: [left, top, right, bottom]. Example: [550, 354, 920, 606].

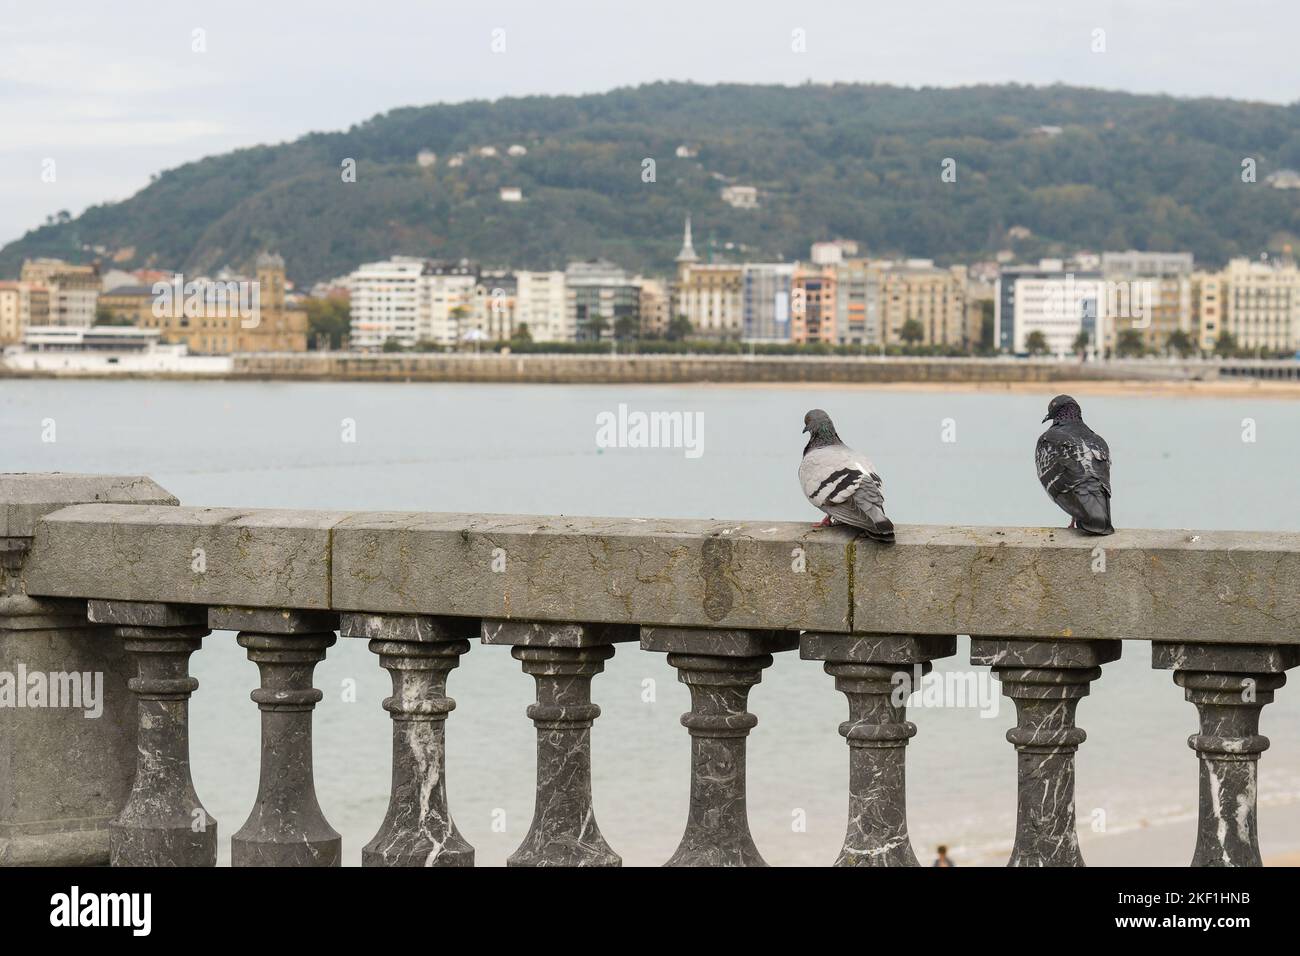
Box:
[1036, 425, 1112, 498]
[800, 445, 881, 509]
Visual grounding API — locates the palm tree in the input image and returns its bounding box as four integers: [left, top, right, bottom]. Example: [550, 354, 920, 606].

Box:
[1214, 332, 1238, 357]
[1166, 329, 1195, 358]
[1072, 330, 1090, 357]
[1116, 329, 1145, 358]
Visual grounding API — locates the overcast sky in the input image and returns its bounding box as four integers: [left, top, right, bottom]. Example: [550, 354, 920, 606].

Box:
[1, 0, 1296, 245]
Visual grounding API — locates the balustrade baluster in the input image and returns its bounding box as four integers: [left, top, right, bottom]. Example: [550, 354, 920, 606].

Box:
[340, 612, 474, 867]
[87, 600, 214, 866]
[211, 607, 341, 867]
[641, 626, 797, 867]
[801, 632, 956, 866]
[481, 620, 634, 866]
[1152, 642, 1300, 867]
[971, 638, 1120, 867]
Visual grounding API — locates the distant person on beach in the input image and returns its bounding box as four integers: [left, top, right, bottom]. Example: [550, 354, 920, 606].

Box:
[933, 845, 955, 867]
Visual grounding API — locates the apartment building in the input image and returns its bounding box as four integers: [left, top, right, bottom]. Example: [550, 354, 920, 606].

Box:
[0, 281, 51, 344]
[1192, 271, 1226, 351]
[741, 263, 794, 342]
[20, 258, 99, 326]
[638, 277, 671, 339]
[1100, 251, 1193, 351]
[1221, 257, 1299, 352]
[347, 257, 426, 349]
[791, 265, 837, 344]
[878, 260, 968, 347]
[566, 260, 640, 341]
[514, 271, 569, 342]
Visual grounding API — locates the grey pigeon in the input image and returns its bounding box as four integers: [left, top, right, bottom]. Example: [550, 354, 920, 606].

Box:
[799, 409, 895, 543]
[1035, 394, 1114, 535]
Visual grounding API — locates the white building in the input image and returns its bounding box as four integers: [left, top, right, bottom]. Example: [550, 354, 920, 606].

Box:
[720, 185, 759, 209]
[1010, 273, 1105, 355]
[500, 187, 523, 202]
[507, 144, 528, 157]
[347, 258, 426, 349]
[515, 271, 569, 342]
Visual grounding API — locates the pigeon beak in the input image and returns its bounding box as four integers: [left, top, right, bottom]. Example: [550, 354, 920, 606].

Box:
[1041, 413, 1051, 423]
[801, 424, 809, 434]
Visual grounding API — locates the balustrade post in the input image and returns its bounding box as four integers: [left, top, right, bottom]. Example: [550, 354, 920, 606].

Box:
[87, 600, 214, 866]
[0, 474, 172, 865]
[212, 607, 341, 867]
[340, 613, 474, 867]
[482, 619, 635, 866]
[970, 638, 1120, 867]
[801, 633, 957, 866]
[640, 626, 797, 867]
[1152, 642, 1300, 867]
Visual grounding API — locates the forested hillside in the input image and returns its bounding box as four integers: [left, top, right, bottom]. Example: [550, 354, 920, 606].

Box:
[4, 82, 1298, 284]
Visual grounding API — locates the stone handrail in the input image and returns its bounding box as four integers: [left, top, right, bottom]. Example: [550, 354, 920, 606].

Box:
[2, 473, 1297, 868]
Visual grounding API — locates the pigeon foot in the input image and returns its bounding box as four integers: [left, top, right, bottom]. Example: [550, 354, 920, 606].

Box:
[814, 516, 834, 528]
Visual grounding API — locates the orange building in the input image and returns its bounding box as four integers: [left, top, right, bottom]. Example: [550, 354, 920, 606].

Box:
[791, 265, 837, 344]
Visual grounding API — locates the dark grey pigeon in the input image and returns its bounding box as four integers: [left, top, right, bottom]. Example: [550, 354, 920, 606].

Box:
[799, 409, 895, 543]
[1035, 394, 1114, 535]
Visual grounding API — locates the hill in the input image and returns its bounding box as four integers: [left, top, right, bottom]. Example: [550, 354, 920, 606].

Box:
[4, 82, 1299, 285]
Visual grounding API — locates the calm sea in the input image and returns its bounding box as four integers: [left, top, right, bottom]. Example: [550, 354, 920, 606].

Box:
[4, 379, 1300, 866]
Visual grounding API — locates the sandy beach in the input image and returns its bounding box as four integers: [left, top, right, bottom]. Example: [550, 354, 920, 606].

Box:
[709, 377, 1300, 400]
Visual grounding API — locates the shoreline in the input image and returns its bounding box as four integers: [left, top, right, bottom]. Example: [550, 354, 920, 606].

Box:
[5, 371, 1299, 400]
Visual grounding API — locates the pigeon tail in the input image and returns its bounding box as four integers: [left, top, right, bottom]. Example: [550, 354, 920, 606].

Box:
[858, 512, 896, 544]
[1070, 484, 1114, 536]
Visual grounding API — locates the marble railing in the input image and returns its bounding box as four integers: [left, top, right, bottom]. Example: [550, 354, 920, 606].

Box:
[2, 473, 1298, 867]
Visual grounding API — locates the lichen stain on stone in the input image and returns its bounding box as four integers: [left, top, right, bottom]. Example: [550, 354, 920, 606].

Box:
[701, 536, 735, 622]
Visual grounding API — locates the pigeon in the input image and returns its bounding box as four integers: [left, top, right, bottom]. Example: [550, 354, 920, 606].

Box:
[1035, 394, 1114, 535]
[799, 408, 895, 543]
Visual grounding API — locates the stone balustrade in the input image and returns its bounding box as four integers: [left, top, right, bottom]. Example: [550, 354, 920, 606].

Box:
[2, 473, 1298, 867]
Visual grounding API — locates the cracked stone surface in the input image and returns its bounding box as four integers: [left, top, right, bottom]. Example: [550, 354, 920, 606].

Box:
[1153, 642, 1300, 867]
[89, 600, 214, 867]
[230, 624, 340, 867]
[971, 638, 1120, 867]
[801, 633, 957, 866]
[340, 612, 473, 867]
[27, 506, 1300, 644]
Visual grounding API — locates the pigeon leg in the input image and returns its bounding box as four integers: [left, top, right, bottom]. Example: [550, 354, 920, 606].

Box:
[1068, 518, 1076, 529]
[813, 515, 833, 528]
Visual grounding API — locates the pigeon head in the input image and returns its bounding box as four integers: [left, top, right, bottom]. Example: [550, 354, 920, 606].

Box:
[802, 409, 840, 444]
[1042, 394, 1083, 424]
